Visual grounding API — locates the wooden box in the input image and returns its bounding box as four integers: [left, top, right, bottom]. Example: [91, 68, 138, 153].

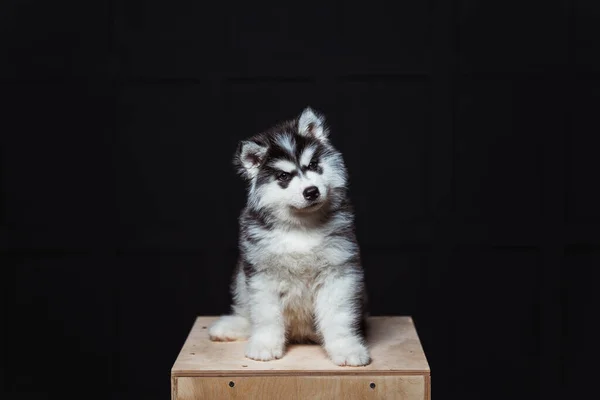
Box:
[171, 316, 430, 399]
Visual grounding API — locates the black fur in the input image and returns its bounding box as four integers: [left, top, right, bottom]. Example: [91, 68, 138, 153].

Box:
[233, 109, 370, 350]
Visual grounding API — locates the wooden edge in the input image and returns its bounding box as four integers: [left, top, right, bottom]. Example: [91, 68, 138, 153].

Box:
[171, 376, 178, 400]
[425, 374, 431, 400]
[410, 317, 431, 371]
[171, 370, 431, 378]
[171, 317, 205, 375]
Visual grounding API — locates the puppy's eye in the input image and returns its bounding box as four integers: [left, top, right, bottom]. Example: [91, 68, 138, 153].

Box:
[277, 172, 291, 182]
[308, 161, 319, 171]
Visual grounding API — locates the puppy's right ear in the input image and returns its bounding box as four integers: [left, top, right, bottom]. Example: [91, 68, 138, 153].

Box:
[234, 140, 268, 180]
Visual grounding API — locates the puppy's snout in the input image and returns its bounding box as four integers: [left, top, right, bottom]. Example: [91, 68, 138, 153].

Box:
[303, 186, 320, 201]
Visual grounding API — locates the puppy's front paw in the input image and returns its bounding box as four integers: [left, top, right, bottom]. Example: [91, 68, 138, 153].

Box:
[208, 315, 250, 342]
[245, 335, 284, 361]
[327, 340, 371, 367]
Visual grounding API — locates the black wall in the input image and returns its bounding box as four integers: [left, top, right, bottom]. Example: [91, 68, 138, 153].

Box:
[2, 1, 597, 399]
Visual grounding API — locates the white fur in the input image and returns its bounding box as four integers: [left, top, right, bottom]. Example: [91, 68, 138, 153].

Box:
[239, 141, 267, 179]
[298, 107, 327, 140]
[276, 133, 296, 154]
[320, 152, 347, 188]
[210, 218, 368, 366]
[271, 159, 296, 173]
[209, 108, 370, 367]
[242, 219, 358, 271]
[300, 145, 317, 167]
[315, 273, 370, 365]
[261, 144, 336, 219]
[244, 275, 286, 360]
[208, 315, 250, 342]
[255, 171, 329, 214]
[241, 223, 364, 362]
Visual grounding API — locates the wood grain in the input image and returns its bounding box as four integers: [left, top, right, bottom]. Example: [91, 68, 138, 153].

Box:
[172, 316, 430, 377]
[176, 375, 426, 400]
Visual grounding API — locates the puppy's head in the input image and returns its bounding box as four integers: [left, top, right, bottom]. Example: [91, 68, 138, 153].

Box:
[234, 107, 347, 220]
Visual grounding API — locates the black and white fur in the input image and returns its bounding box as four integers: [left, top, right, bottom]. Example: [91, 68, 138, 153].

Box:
[208, 107, 370, 366]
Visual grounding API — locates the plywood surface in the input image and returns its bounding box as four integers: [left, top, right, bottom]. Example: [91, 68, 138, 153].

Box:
[175, 375, 426, 400]
[172, 316, 430, 377]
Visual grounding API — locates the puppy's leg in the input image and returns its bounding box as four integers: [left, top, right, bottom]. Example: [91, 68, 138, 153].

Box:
[244, 274, 286, 361]
[315, 271, 371, 366]
[208, 264, 251, 342]
[208, 315, 250, 342]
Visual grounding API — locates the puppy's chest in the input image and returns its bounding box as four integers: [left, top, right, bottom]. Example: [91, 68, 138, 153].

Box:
[260, 228, 330, 271]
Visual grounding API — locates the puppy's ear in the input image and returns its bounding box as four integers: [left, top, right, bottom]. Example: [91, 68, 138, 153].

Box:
[298, 107, 328, 141]
[234, 140, 268, 180]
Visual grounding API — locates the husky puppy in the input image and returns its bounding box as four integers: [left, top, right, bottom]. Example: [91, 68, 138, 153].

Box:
[208, 107, 370, 366]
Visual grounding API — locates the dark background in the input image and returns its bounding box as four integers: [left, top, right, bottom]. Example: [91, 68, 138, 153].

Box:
[2, 1, 598, 399]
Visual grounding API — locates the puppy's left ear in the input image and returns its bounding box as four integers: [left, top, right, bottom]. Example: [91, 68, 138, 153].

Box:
[234, 140, 268, 180]
[298, 107, 328, 141]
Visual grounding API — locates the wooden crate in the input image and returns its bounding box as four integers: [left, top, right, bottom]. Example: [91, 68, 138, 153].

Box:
[171, 316, 430, 400]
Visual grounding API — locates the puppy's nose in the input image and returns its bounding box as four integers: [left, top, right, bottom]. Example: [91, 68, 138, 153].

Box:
[303, 186, 320, 201]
